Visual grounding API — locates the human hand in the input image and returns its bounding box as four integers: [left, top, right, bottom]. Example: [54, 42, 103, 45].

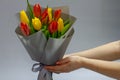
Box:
[44, 56, 84, 73]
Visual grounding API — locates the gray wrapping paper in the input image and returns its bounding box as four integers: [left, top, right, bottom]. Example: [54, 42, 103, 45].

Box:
[32, 63, 53, 80]
[15, 27, 74, 65]
[15, 6, 76, 80]
[15, 27, 74, 80]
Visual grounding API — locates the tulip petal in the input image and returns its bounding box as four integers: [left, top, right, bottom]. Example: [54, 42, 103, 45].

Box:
[58, 18, 64, 32]
[41, 9, 48, 24]
[20, 10, 29, 24]
[54, 9, 61, 21]
[48, 21, 58, 34]
[33, 3, 41, 18]
[20, 22, 30, 36]
[32, 17, 42, 31]
[47, 8, 52, 23]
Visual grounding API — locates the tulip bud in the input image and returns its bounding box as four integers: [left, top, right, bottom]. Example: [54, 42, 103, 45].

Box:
[47, 8, 52, 23]
[41, 9, 48, 24]
[20, 10, 29, 24]
[32, 17, 42, 31]
[48, 21, 58, 34]
[20, 22, 30, 36]
[54, 9, 61, 21]
[33, 3, 41, 18]
[58, 18, 64, 32]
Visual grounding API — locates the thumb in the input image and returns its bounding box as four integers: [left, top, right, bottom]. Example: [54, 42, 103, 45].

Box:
[56, 57, 69, 64]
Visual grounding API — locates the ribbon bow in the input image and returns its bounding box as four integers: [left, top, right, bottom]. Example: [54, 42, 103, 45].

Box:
[32, 63, 53, 80]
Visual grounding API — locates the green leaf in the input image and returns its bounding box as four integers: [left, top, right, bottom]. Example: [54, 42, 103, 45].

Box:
[28, 22, 35, 34]
[64, 19, 70, 26]
[45, 30, 50, 40]
[61, 21, 72, 35]
[27, 0, 34, 20]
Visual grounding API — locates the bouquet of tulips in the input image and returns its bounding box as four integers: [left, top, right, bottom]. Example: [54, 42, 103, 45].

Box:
[19, 0, 73, 39]
[15, 0, 76, 80]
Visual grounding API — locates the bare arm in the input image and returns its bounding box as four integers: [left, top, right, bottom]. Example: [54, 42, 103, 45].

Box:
[82, 57, 120, 79]
[45, 40, 120, 79]
[69, 40, 120, 61]
[45, 56, 120, 79]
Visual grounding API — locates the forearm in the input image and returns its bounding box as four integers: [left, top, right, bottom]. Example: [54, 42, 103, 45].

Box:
[69, 40, 120, 61]
[81, 57, 120, 79]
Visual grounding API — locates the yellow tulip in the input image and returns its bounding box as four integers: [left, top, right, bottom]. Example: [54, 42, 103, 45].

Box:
[20, 10, 29, 24]
[47, 8, 52, 23]
[57, 18, 64, 32]
[32, 17, 42, 31]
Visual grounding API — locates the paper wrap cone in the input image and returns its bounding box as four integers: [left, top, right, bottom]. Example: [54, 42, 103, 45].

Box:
[15, 27, 74, 65]
[15, 6, 76, 80]
[15, 6, 76, 65]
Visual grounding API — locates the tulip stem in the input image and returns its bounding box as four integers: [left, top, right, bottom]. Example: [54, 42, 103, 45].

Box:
[45, 30, 50, 40]
[57, 31, 61, 38]
[28, 22, 35, 34]
[27, 0, 34, 19]
[52, 32, 57, 38]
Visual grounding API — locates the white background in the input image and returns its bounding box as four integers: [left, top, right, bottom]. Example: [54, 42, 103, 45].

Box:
[0, 0, 120, 80]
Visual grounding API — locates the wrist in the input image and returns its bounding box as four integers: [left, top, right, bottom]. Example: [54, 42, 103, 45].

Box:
[76, 56, 87, 68]
[79, 57, 90, 68]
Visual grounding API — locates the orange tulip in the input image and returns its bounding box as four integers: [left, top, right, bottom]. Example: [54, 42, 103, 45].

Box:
[33, 3, 41, 18]
[54, 9, 61, 21]
[20, 22, 30, 36]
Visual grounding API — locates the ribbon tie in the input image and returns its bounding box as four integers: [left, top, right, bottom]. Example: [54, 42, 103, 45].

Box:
[32, 63, 53, 80]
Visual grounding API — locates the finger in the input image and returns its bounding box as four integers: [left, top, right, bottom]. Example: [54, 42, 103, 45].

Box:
[44, 65, 60, 71]
[44, 66, 55, 70]
[56, 57, 69, 64]
[44, 66, 62, 73]
[47, 69, 61, 73]
[45, 65, 65, 71]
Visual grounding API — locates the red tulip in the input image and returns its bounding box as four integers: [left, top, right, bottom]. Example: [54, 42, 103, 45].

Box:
[48, 21, 58, 34]
[41, 9, 48, 24]
[33, 3, 41, 18]
[20, 22, 30, 36]
[54, 9, 61, 21]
